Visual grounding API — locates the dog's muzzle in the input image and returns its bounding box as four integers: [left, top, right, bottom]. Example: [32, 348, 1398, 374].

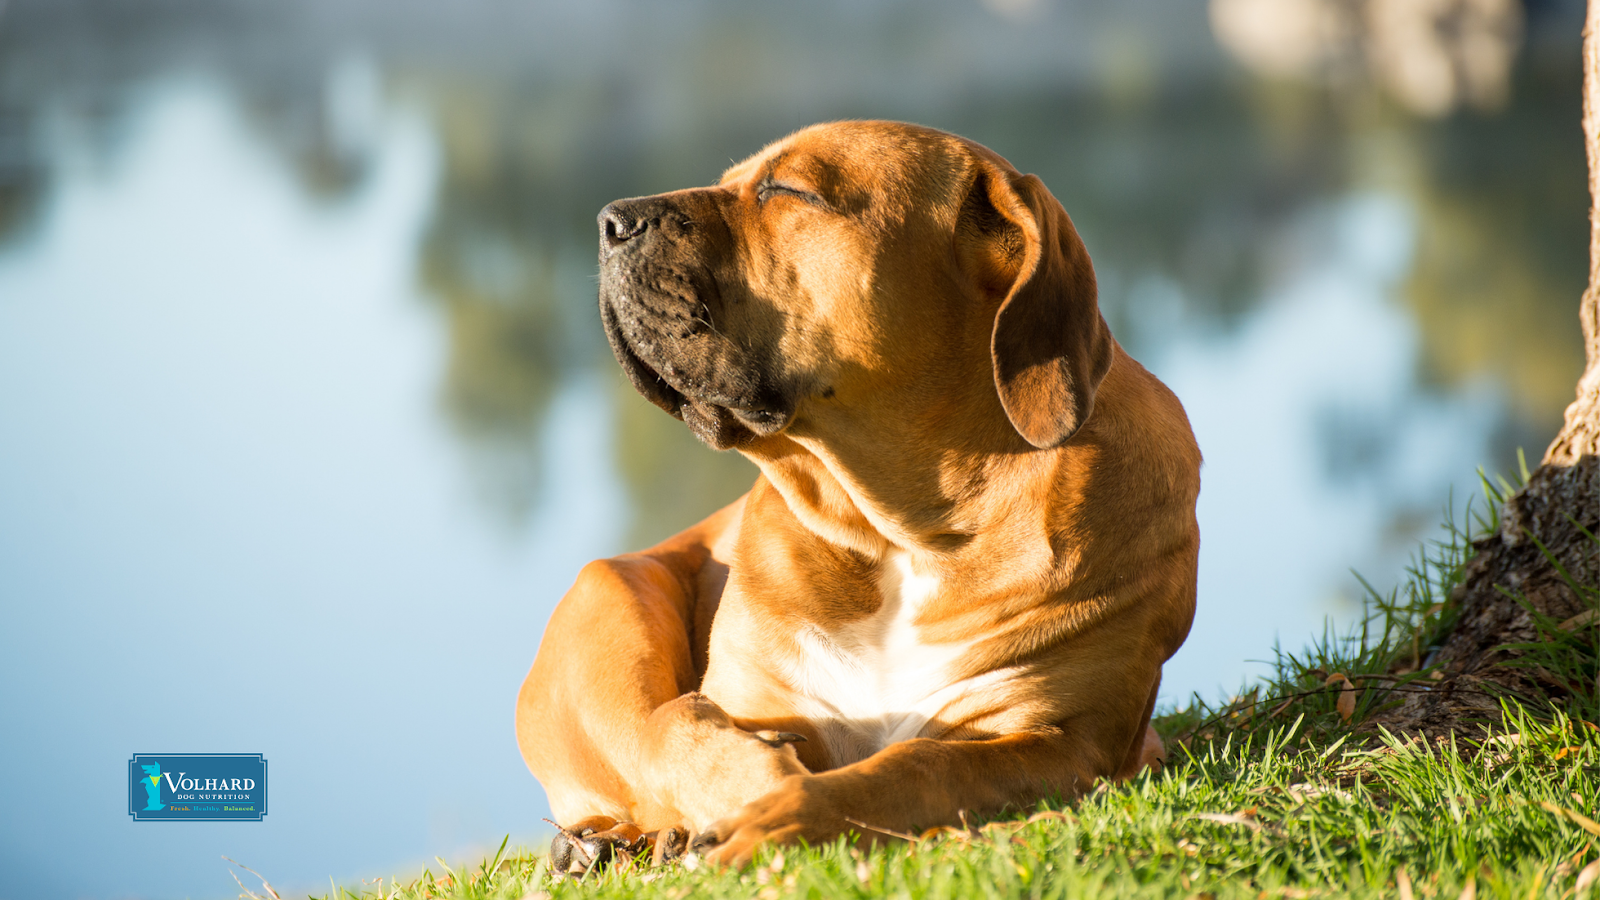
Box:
[596, 197, 791, 449]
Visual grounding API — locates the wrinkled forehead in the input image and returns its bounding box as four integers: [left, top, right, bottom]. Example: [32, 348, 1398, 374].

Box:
[718, 121, 987, 207]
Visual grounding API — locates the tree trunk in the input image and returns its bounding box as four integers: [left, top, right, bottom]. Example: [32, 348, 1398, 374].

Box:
[1377, 2, 1600, 736]
[1547, 0, 1600, 469]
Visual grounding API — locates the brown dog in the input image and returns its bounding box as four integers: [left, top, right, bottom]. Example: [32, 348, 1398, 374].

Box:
[516, 121, 1199, 867]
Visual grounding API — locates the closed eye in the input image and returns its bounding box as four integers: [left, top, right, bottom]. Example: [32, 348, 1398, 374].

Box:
[757, 179, 826, 209]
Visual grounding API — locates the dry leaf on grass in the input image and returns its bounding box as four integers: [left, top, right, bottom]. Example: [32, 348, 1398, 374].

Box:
[1577, 858, 1600, 894]
[1324, 672, 1358, 723]
[1486, 732, 1523, 765]
[1193, 812, 1262, 832]
[1285, 783, 1354, 803]
[1396, 866, 1415, 900]
[1559, 609, 1599, 631]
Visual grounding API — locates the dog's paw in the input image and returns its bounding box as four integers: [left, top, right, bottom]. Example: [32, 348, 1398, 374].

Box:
[650, 825, 691, 866]
[695, 775, 843, 867]
[549, 816, 679, 877]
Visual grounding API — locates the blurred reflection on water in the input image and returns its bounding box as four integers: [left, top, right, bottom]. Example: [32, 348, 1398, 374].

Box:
[0, 1, 1587, 897]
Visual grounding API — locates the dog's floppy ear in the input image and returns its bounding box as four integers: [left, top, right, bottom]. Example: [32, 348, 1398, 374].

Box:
[959, 165, 1113, 449]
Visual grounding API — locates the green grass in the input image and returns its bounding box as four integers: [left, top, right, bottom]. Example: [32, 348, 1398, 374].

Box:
[294, 479, 1600, 900]
[299, 711, 1599, 900]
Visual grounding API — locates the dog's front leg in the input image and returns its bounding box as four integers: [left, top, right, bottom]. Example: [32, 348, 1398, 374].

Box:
[697, 728, 1113, 866]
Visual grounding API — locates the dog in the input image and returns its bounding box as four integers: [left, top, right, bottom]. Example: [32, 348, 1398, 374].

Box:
[139, 763, 165, 811]
[516, 120, 1200, 869]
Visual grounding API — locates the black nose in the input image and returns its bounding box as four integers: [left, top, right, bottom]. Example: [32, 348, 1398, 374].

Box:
[599, 202, 650, 251]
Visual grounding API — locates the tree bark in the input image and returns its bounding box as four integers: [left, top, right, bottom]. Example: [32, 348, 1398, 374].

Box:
[1547, 0, 1600, 468]
[1376, 1, 1600, 736]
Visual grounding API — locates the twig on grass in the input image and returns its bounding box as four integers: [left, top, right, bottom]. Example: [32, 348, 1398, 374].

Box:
[223, 856, 283, 900]
[844, 817, 921, 843]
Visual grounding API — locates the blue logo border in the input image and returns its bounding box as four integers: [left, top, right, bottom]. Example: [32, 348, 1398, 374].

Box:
[128, 753, 269, 822]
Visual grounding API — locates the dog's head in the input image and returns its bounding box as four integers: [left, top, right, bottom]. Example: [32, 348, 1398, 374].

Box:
[597, 121, 1112, 452]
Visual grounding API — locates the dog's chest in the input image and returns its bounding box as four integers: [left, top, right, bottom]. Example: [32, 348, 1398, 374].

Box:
[781, 550, 995, 764]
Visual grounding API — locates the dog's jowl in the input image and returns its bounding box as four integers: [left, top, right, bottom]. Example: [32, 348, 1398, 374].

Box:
[516, 121, 1201, 869]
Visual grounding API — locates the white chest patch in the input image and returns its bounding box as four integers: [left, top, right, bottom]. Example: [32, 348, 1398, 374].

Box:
[780, 549, 1004, 765]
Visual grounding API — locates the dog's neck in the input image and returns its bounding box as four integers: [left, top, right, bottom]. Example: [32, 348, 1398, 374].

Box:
[741, 412, 1065, 576]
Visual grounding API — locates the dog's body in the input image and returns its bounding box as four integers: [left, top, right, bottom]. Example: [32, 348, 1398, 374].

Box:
[516, 121, 1200, 865]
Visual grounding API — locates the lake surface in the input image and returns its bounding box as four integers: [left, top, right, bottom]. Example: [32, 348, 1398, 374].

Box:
[0, 1, 1588, 897]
